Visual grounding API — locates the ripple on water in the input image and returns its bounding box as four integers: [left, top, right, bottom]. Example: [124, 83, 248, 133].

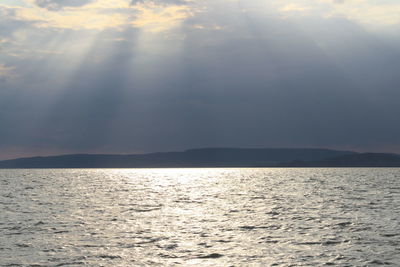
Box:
[0, 168, 400, 266]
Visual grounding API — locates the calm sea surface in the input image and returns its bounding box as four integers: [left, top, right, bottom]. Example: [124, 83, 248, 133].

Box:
[1, 168, 400, 266]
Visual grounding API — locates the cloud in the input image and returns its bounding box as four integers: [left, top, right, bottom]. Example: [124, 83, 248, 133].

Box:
[277, 0, 400, 27]
[331, 2, 400, 26]
[130, 0, 190, 6]
[132, 2, 192, 32]
[1, 0, 193, 31]
[34, 0, 94, 10]
[280, 3, 311, 13]
[11, 1, 130, 30]
[0, 64, 16, 81]
[1, 0, 400, 159]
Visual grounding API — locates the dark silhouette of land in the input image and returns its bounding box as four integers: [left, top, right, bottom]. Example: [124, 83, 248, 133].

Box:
[0, 148, 358, 168]
[0, 148, 399, 168]
[278, 153, 400, 167]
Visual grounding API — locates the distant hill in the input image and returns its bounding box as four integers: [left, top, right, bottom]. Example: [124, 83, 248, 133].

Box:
[0, 148, 355, 168]
[278, 153, 400, 167]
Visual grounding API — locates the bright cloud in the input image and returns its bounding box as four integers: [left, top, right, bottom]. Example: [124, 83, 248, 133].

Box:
[280, 3, 311, 13]
[0, 0, 193, 31]
[277, 0, 400, 27]
[132, 2, 192, 32]
[327, 0, 400, 26]
[15, 6, 127, 30]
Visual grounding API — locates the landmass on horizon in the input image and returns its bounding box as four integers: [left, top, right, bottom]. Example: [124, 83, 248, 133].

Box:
[1, 148, 400, 168]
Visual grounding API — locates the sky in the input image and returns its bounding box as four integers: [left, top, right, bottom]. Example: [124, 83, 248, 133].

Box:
[1, 0, 400, 159]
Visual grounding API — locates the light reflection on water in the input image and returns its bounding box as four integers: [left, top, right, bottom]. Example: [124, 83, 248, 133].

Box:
[1, 168, 400, 266]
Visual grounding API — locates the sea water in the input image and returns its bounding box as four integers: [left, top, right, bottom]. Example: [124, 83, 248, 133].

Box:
[1, 168, 399, 266]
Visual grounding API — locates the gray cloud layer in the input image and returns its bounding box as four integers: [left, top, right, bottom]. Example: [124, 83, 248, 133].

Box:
[1, 1, 400, 159]
[35, 0, 93, 10]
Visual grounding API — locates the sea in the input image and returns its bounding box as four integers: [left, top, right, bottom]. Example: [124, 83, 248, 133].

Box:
[1, 168, 399, 266]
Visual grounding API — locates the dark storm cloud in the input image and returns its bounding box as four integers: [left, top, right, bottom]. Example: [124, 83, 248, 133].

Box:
[35, 0, 93, 10]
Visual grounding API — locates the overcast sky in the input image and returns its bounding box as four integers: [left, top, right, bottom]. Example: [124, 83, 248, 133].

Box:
[1, 0, 400, 159]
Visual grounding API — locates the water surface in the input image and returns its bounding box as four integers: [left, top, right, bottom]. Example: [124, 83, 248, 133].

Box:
[1, 168, 400, 266]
